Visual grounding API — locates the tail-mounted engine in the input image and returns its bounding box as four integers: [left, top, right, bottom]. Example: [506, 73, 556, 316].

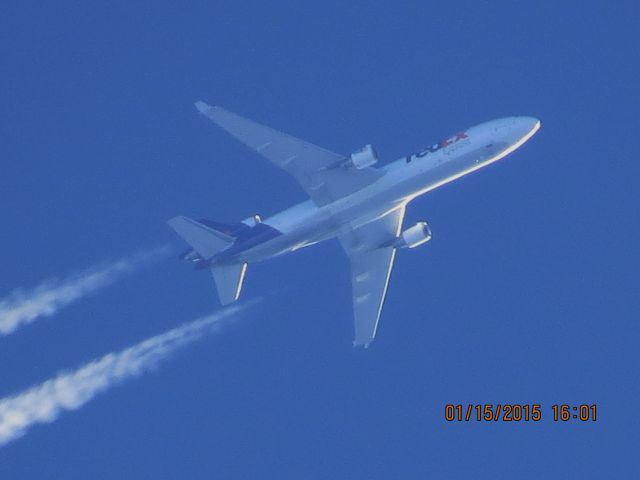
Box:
[241, 214, 262, 227]
[395, 222, 432, 249]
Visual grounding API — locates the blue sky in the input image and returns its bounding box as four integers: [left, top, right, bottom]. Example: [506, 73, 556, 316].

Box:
[1, 0, 638, 478]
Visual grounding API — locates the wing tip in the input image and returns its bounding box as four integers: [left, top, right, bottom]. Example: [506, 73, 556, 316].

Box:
[194, 100, 214, 114]
[167, 215, 186, 227]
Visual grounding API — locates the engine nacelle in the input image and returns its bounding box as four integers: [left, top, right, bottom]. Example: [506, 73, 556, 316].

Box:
[241, 214, 262, 227]
[345, 144, 379, 169]
[396, 222, 432, 249]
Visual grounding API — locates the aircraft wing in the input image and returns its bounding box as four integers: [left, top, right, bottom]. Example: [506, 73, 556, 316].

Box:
[195, 101, 383, 206]
[338, 207, 405, 347]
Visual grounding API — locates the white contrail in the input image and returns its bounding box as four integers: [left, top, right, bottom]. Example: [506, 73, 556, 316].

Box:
[0, 247, 170, 336]
[0, 301, 256, 447]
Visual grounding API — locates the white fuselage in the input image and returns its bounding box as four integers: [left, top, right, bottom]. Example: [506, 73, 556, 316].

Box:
[232, 116, 540, 263]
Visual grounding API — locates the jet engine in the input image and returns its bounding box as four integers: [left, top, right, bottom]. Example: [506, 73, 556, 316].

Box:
[396, 222, 432, 249]
[241, 214, 262, 227]
[344, 144, 379, 169]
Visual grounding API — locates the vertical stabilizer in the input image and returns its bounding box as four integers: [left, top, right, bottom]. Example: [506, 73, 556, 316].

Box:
[210, 263, 248, 305]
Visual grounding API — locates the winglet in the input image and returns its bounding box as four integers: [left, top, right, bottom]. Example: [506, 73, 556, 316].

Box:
[194, 100, 213, 114]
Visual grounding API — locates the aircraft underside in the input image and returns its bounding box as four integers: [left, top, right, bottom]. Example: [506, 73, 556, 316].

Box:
[169, 102, 540, 346]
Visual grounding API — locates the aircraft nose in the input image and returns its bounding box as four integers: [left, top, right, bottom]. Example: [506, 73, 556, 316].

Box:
[515, 116, 541, 136]
[467, 116, 541, 144]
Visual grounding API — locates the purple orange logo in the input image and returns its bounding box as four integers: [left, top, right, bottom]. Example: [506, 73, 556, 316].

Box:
[407, 132, 469, 163]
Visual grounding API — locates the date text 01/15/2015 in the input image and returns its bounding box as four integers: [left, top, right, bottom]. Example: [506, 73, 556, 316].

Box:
[444, 404, 597, 422]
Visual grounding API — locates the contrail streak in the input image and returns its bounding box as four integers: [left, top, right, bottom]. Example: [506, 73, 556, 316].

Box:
[0, 247, 169, 336]
[0, 301, 256, 447]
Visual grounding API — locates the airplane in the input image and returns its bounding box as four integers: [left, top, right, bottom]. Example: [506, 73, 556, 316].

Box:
[168, 102, 541, 347]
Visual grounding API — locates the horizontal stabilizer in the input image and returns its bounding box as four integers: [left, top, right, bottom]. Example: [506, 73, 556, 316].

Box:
[211, 263, 248, 305]
[168, 216, 233, 259]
